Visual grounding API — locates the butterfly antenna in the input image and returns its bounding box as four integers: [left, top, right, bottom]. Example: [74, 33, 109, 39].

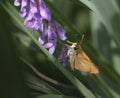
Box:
[80, 34, 85, 45]
[66, 40, 73, 44]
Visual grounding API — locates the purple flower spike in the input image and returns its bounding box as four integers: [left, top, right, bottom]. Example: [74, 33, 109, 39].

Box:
[14, 0, 68, 55]
[58, 45, 68, 65]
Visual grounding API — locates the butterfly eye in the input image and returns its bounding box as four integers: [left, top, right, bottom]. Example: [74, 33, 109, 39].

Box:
[74, 46, 78, 50]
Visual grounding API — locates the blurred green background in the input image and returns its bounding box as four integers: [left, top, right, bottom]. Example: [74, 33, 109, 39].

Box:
[0, 0, 120, 98]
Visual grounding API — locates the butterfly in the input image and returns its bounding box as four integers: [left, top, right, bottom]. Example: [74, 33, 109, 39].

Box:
[66, 35, 99, 74]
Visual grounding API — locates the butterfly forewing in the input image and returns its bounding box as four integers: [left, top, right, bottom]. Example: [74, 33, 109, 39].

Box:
[74, 48, 99, 74]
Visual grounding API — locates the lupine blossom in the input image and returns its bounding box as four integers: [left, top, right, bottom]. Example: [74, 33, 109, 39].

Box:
[14, 0, 68, 64]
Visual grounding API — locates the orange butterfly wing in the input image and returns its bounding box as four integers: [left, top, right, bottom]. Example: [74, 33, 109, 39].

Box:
[73, 48, 99, 74]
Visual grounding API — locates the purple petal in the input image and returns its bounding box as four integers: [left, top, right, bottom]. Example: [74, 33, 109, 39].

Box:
[38, 25, 48, 45]
[39, 21, 44, 32]
[32, 14, 42, 30]
[39, 21, 48, 36]
[19, 0, 29, 17]
[55, 21, 67, 40]
[21, 0, 28, 7]
[14, 0, 21, 6]
[39, 24, 48, 38]
[43, 42, 53, 48]
[24, 13, 33, 27]
[58, 45, 68, 65]
[39, 0, 51, 21]
[47, 38, 57, 54]
[49, 45, 56, 54]
[38, 37, 45, 45]
[30, 0, 37, 13]
[47, 22, 57, 40]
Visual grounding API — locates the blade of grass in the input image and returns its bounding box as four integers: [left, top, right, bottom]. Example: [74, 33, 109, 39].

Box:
[25, 72, 62, 94]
